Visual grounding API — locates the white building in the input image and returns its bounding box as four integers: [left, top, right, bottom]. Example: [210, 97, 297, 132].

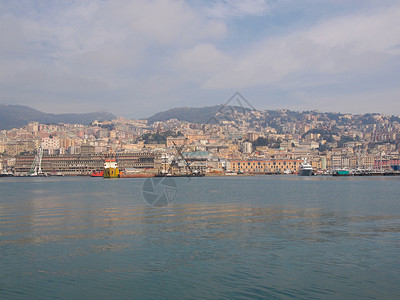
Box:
[242, 142, 253, 154]
[41, 138, 60, 150]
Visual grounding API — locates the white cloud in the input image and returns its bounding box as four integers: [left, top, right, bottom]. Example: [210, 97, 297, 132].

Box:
[304, 6, 400, 55]
[173, 44, 232, 81]
[203, 5, 400, 89]
[207, 0, 270, 18]
[0, 0, 228, 98]
[299, 87, 400, 115]
[1, 0, 400, 115]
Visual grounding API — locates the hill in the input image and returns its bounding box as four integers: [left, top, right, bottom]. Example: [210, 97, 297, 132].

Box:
[147, 105, 254, 124]
[0, 104, 115, 130]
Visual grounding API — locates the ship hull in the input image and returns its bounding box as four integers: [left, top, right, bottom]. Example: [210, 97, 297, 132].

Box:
[333, 170, 351, 176]
[119, 173, 154, 178]
[103, 168, 119, 178]
[155, 173, 205, 177]
[298, 169, 313, 176]
[0, 174, 13, 177]
[91, 171, 103, 177]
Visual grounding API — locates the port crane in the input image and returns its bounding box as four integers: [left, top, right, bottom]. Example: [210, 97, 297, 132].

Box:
[163, 141, 187, 175]
[172, 141, 196, 175]
[163, 141, 202, 176]
[29, 146, 44, 176]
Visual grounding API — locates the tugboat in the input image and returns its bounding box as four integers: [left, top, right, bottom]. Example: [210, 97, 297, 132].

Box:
[298, 160, 313, 176]
[103, 157, 119, 178]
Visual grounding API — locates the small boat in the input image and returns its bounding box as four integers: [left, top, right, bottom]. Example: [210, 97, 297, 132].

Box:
[155, 172, 205, 178]
[91, 171, 104, 177]
[333, 170, 351, 176]
[30, 172, 48, 177]
[49, 172, 64, 177]
[225, 172, 237, 176]
[0, 171, 13, 177]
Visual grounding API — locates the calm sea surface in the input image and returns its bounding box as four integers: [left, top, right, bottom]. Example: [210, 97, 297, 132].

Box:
[1, 176, 400, 299]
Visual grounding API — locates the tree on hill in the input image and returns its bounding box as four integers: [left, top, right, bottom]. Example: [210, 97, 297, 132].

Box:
[141, 130, 183, 144]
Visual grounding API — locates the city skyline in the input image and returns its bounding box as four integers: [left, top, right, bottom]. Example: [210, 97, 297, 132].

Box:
[1, 0, 400, 117]
[2, 105, 399, 176]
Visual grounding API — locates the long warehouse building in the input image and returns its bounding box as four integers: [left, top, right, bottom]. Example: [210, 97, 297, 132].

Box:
[14, 152, 157, 175]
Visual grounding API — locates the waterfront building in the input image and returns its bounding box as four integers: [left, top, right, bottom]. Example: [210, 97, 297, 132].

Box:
[230, 159, 302, 174]
[14, 152, 157, 175]
[374, 159, 400, 170]
[320, 156, 327, 170]
[182, 151, 209, 173]
[331, 154, 342, 170]
[311, 159, 322, 171]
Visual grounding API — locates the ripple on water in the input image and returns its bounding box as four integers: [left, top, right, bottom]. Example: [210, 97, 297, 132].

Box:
[1, 176, 400, 299]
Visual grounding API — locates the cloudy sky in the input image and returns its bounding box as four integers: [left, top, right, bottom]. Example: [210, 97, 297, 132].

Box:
[1, 0, 400, 117]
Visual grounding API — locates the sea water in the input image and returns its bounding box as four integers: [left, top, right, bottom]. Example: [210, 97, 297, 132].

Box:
[0, 176, 399, 299]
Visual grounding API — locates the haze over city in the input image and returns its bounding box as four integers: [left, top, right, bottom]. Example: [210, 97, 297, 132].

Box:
[1, 0, 400, 117]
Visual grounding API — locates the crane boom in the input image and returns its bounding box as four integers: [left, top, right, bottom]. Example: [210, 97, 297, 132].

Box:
[172, 141, 194, 174]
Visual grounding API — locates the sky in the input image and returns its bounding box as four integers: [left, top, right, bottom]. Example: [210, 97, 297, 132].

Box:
[1, 0, 400, 118]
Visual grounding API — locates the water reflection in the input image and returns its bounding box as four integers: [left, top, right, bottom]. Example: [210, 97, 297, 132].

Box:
[0, 177, 400, 299]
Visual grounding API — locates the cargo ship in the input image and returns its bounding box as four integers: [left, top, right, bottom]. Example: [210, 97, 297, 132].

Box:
[103, 158, 119, 178]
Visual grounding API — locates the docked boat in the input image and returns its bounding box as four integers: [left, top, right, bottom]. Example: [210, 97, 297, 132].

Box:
[119, 173, 155, 178]
[333, 170, 351, 176]
[298, 161, 313, 176]
[118, 168, 155, 178]
[0, 171, 13, 177]
[103, 158, 119, 178]
[225, 172, 237, 176]
[155, 172, 205, 178]
[91, 170, 104, 177]
[48, 171, 64, 177]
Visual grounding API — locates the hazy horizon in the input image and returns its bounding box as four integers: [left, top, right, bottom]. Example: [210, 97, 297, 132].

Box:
[1, 1, 400, 117]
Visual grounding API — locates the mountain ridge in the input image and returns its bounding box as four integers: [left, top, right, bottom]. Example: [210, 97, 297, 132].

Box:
[147, 105, 255, 124]
[0, 104, 115, 130]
